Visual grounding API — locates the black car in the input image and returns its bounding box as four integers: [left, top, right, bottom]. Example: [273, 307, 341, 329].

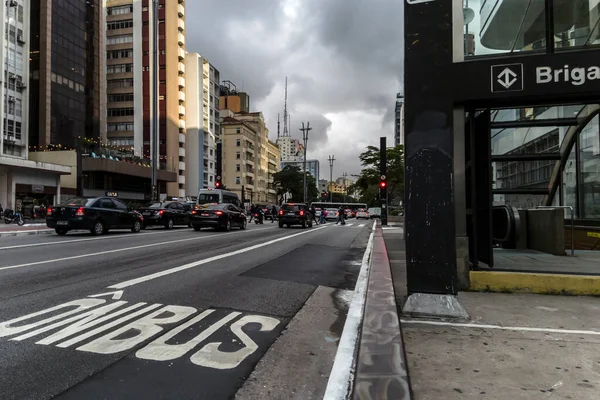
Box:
[191, 203, 247, 231]
[137, 201, 192, 229]
[46, 197, 143, 236]
[278, 203, 313, 228]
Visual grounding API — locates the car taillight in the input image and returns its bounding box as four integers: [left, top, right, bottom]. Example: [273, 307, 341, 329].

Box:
[215, 211, 223, 215]
[299, 210, 304, 216]
[75, 207, 85, 216]
[46, 207, 52, 216]
[279, 210, 284, 215]
[159, 210, 164, 215]
[192, 210, 197, 215]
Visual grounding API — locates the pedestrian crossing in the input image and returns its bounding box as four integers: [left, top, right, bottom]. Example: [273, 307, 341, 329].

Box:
[328, 223, 366, 228]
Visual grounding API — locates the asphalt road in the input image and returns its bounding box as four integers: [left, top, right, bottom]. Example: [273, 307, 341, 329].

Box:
[0, 219, 373, 400]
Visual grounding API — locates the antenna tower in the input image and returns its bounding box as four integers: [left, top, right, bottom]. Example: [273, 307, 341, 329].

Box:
[282, 77, 289, 137]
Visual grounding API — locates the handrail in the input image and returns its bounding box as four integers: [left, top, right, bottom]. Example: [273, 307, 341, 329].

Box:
[536, 206, 574, 256]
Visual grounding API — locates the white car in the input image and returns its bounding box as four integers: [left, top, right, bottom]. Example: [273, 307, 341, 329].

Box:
[356, 208, 369, 219]
[324, 208, 339, 221]
[367, 207, 381, 219]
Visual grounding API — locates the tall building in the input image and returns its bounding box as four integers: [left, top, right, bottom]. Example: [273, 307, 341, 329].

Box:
[103, 0, 186, 198]
[29, 0, 104, 150]
[276, 135, 302, 162]
[185, 53, 220, 196]
[219, 80, 249, 113]
[394, 93, 404, 146]
[281, 159, 320, 186]
[221, 112, 279, 204]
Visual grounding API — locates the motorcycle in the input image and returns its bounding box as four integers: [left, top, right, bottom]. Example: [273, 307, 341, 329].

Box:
[4, 209, 25, 226]
[253, 211, 264, 224]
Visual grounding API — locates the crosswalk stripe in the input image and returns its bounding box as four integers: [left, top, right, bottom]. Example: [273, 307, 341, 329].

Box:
[359, 224, 365, 227]
[346, 223, 354, 227]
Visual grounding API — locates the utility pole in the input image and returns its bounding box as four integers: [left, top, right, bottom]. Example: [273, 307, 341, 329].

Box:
[342, 172, 348, 203]
[380, 137, 388, 226]
[151, 0, 159, 201]
[300, 122, 312, 203]
[328, 155, 335, 203]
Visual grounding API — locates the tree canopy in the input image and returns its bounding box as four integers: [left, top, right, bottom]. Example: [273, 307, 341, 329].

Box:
[348, 145, 404, 207]
[273, 164, 318, 204]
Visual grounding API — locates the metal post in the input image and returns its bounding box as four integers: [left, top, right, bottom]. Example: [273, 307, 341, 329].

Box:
[342, 172, 347, 203]
[380, 137, 388, 226]
[328, 155, 335, 203]
[300, 122, 311, 203]
[536, 206, 575, 256]
[151, 0, 159, 201]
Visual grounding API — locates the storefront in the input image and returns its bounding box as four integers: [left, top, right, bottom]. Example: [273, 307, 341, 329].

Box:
[404, 0, 600, 295]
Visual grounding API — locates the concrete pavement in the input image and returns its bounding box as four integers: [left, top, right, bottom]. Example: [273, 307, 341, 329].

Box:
[0, 220, 374, 399]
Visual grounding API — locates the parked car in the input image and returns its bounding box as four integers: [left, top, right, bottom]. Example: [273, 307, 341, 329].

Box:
[356, 208, 370, 219]
[278, 203, 313, 228]
[46, 197, 143, 236]
[137, 201, 191, 229]
[190, 203, 247, 231]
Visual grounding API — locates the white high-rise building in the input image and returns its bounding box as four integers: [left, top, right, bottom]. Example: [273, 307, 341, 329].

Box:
[185, 53, 220, 196]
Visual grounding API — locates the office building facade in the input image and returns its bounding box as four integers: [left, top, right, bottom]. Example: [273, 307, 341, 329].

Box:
[394, 93, 404, 146]
[185, 53, 220, 196]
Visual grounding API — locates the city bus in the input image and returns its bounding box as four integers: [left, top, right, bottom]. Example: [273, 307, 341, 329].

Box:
[310, 202, 367, 211]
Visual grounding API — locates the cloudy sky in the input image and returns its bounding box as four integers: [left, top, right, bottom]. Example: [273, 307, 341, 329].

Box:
[186, 0, 404, 179]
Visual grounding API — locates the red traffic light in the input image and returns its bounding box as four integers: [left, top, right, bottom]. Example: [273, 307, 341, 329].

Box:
[215, 182, 221, 188]
[379, 181, 387, 188]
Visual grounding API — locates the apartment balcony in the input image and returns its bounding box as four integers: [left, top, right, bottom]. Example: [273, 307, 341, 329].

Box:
[179, 120, 186, 130]
[179, 133, 185, 143]
[178, 47, 185, 61]
[178, 175, 185, 184]
[179, 161, 185, 171]
[178, 18, 185, 32]
[179, 147, 185, 157]
[178, 3, 185, 17]
[246, 146, 255, 154]
[178, 76, 185, 88]
[178, 62, 185, 74]
[245, 170, 254, 177]
[178, 32, 185, 46]
[245, 158, 254, 165]
[178, 105, 185, 116]
[178, 91, 185, 102]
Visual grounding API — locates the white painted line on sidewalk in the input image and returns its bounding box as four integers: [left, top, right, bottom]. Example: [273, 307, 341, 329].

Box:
[323, 222, 376, 400]
[401, 319, 600, 336]
[108, 225, 330, 289]
[0, 226, 275, 272]
[0, 229, 189, 251]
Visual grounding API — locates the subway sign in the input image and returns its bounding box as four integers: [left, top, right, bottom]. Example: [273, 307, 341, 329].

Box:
[454, 51, 600, 104]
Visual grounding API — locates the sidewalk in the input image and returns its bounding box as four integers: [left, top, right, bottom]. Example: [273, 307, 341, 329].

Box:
[380, 226, 600, 400]
[0, 223, 53, 237]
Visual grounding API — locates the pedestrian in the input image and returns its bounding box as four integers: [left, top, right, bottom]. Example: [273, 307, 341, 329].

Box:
[320, 208, 327, 224]
[311, 205, 319, 225]
[336, 206, 346, 225]
[0, 204, 3, 217]
[271, 205, 277, 223]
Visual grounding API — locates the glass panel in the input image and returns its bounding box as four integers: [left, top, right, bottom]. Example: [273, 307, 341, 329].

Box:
[464, 0, 547, 57]
[580, 115, 600, 218]
[563, 142, 579, 217]
[554, 0, 600, 49]
[491, 105, 584, 122]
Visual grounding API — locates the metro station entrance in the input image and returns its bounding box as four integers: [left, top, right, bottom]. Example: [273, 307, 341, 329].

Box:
[404, 0, 600, 295]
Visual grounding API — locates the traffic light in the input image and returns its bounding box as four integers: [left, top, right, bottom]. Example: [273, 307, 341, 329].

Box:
[379, 181, 387, 189]
[215, 175, 222, 188]
[379, 176, 387, 200]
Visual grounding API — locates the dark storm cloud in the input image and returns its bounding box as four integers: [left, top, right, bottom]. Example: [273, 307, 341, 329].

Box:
[185, 0, 403, 175]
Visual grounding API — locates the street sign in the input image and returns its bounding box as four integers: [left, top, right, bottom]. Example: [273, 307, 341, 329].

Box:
[380, 175, 386, 180]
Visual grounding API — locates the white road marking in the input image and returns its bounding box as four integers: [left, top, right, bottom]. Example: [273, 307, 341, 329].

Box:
[401, 319, 600, 336]
[0, 297, 282, 369]
[359, 224, 366, 227]
[324, 222, 377, 400]
[346, 223, 354, 227]
[88, 290, 124, 300]
[0, 226, 275, 272]
[108, 225, 329, 289]
[0, 229, 187, 251]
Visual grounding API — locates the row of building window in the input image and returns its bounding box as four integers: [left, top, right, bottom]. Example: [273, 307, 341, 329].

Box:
[107, 35, 133, 45]
[107, 63, 134, 74]
[4, 118, 22, 140]
[109, 138, 134, 146]
[107, 20, 134, 30]
[107, 5, 133, 16]
[107, 108, 134, 117]
[51, 73, 86, 93]
[108, 122, 135, 131]
[107, 93, 134, 102]
[107, 78, 134, 89]
[107, 49, 134, 59]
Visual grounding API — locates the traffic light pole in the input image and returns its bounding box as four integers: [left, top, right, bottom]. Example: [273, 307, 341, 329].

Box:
[380, 137, 388, 226]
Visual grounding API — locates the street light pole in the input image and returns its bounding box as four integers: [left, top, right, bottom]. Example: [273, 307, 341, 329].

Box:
[300, 122, 312, 203]
[151, 0, 159, 201]
[342, 172, 347, 203]
[328, 155, 335, 203]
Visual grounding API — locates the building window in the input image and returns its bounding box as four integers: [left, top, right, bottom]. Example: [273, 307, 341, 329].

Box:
[236, 139, 240, 147]
[236, 164, 240, 171]
[107, 64, 134, 74]
[108, 5, 133, 15]
[109, 137, 135, 147]
[107, 123, 135, 131]
[236, 128, 241, 133]
[236, 177, 241, 185]
[107, 20, 134, 30]
[107, 49, 134, 59]
[106, 35, 134, 45]
[210, 149, 214, 156]
[236, 152, 241, 159]
[107, 93, 135, 103]
[107, 79, 134, 89]
[107, 108, 134, 117]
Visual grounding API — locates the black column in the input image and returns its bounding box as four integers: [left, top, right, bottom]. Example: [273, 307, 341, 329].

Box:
[404, 1, 457, 294]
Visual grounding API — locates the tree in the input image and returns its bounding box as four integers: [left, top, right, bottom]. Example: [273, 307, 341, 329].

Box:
[273, 165, 318, 203]
[349, 145, 404, 207]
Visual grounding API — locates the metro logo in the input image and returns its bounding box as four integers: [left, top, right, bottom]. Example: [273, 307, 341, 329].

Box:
[536, 65, 600, 86]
